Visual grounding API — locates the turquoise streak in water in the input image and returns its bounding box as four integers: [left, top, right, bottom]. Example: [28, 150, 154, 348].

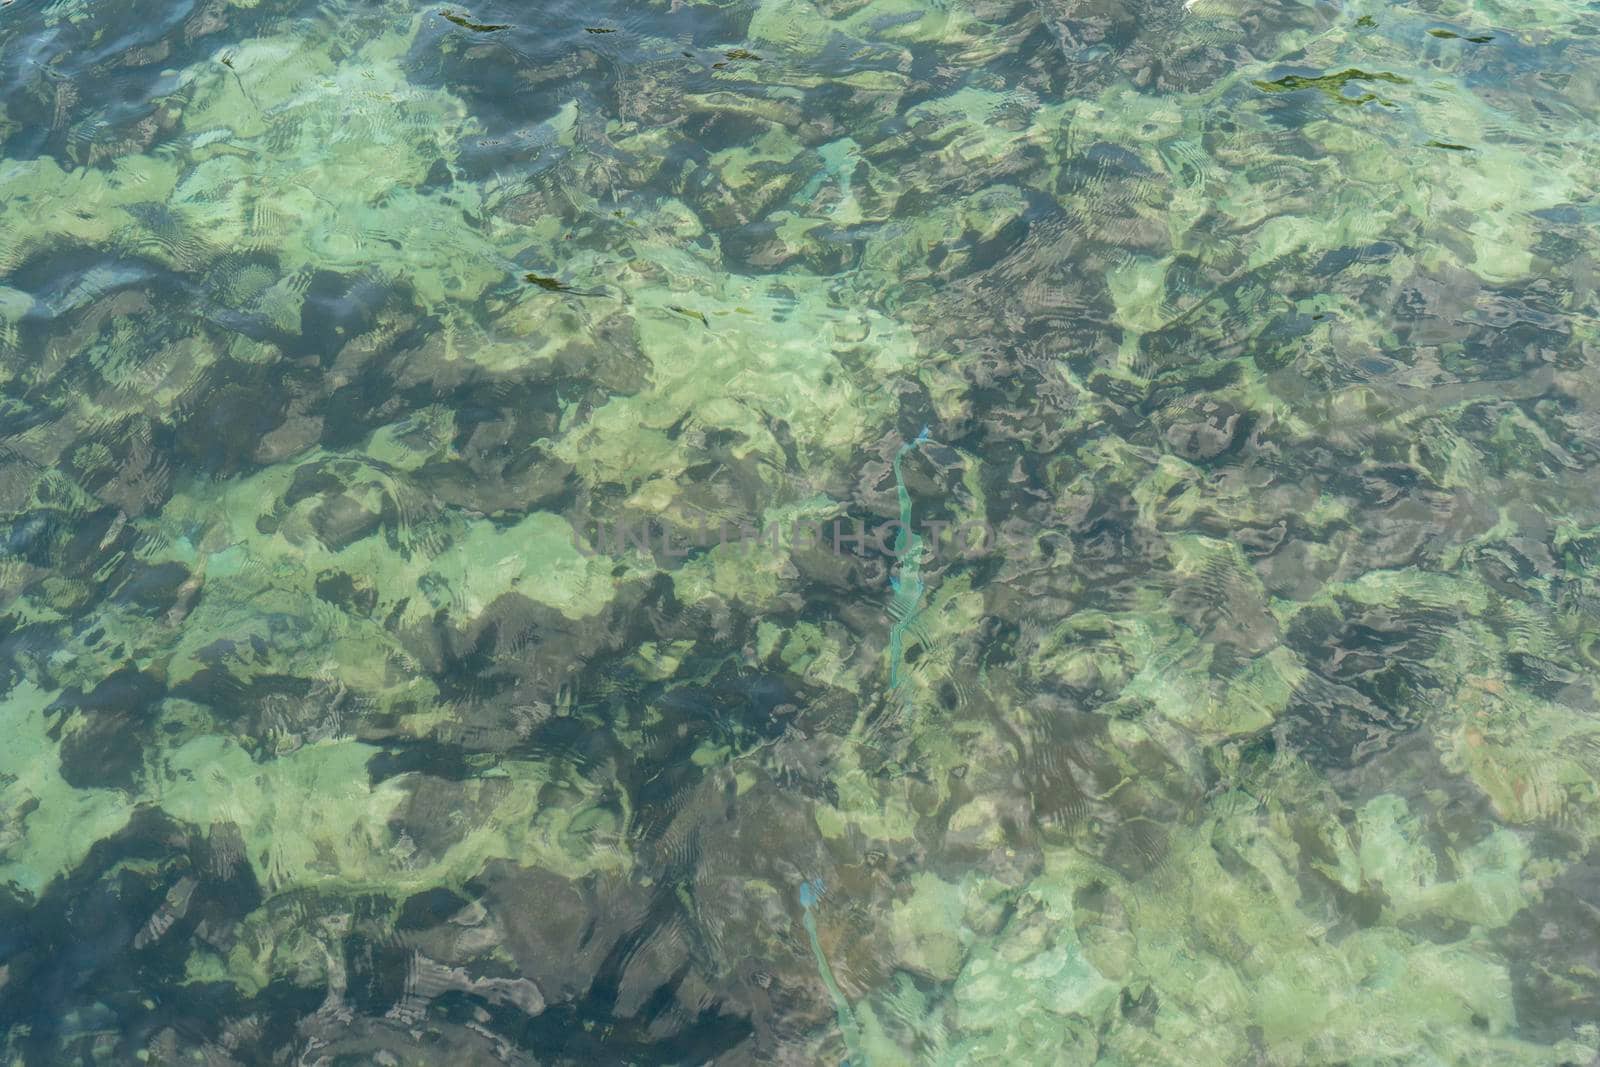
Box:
[800, 879, 864, 1064]
[887, 428, 931, 692]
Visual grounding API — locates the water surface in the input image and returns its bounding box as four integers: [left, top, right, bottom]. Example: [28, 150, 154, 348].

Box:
[3, 0, 1600, 1061]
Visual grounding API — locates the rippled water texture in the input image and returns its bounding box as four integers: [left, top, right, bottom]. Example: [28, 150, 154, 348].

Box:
[3, 0, 1600, 1061]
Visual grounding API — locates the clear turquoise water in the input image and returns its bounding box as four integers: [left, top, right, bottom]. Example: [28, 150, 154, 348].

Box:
[3, 0, 1600, 1061]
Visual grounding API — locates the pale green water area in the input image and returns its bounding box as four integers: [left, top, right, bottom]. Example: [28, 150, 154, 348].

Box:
[3, 0, 1600, 1060]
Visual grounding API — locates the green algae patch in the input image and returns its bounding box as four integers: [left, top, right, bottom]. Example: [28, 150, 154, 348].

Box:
[553, 268, 920, 491]
[1064, 797, 1552, 1063]
[0, 155, 182, 271]
[670, 539, 790, 612]
[152, 734, 623, 898]
[1126, 643, 1307, 738]
[1442, 676, 1600, 835]
[749, 0, 1000, 59]
[1253, 68, 1411, 106]
[812, 749, 923, 844]
[1356, 793, 1530, 928]
[154, 734, 411, 893]
[0, 682, 134, 897]
[951, 866, 1121, 1062]
[422, 511, 617, 620]
[168, 11, 513, 309]
[1107, 255, 1175, 334]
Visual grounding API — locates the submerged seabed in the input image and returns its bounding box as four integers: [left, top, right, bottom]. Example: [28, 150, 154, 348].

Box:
[2, 0, 1600, 1060]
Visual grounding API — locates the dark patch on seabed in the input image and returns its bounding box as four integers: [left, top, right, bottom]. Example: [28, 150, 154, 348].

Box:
[3, 0, 1600, 1060]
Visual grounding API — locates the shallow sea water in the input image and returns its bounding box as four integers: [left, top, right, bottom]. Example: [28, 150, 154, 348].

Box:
[3, 0, 1600, 1061]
